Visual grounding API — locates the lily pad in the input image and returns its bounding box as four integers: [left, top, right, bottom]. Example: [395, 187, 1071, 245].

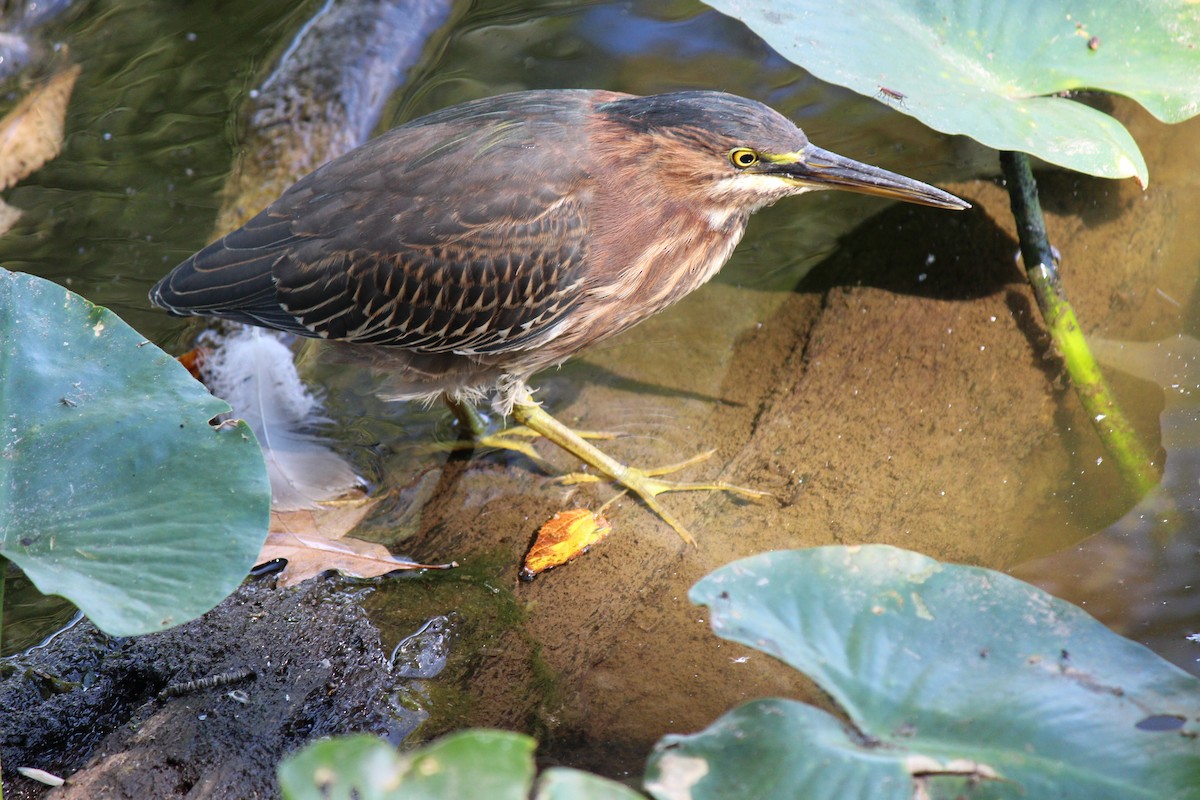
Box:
[278, 731, 644, 800]
[537, 768, 645, 800]
[705, 0, 1200, 186]
[645, 546, 1200, 799]
[0, 269, 269, 636]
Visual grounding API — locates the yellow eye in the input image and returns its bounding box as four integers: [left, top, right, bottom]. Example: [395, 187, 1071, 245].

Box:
[730, 148, 759, 168]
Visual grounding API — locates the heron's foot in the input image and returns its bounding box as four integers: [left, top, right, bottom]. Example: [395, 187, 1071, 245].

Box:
[436, 393, 617, 471]
[511, 396, 769, 545]
[496, 425, 620, 443]
[558, 451, 771, 545]
[558, 448, 770, 498]
[428, 424, 620, 473]
[426, 428, 554, 471]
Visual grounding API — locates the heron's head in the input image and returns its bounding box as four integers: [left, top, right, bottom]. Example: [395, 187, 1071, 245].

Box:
[600, 91, 969, 213]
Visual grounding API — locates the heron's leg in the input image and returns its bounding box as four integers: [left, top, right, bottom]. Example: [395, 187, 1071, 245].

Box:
[558, 449, 728, 484]
[511, 395, 770, 545]
[437, 394, 614, 471]
[439, 394, 551, 469]
[444, 394, 488, 438]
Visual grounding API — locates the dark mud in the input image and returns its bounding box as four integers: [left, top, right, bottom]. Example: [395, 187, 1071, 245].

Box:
[1, 579, 401, 799]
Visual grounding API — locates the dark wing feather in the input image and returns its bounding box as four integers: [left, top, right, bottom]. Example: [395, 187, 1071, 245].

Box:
[151, 90, 600, 356]
[150, 212, 314, 333]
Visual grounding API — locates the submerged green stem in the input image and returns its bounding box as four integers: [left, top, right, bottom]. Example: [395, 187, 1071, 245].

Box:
[1000, 151, 1156, 496]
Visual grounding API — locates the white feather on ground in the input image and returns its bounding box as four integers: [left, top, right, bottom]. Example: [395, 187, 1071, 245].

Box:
[199, 326, 363, 510]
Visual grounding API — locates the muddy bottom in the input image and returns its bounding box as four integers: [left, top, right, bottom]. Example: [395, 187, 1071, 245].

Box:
[4, 107, 1197, 797]
[0, 578, 405, 799]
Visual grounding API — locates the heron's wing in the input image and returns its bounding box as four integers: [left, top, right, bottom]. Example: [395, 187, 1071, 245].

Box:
[149, 210, 315, 333]
[151, 92, 598, 356]
[273, 180, 588, 355]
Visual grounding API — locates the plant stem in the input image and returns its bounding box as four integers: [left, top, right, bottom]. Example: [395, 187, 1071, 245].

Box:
[999, 151, 1156, 496]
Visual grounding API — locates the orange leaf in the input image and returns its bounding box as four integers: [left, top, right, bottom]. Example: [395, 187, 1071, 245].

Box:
[176, 347, 207, 381]
[520, 508, 611, 581]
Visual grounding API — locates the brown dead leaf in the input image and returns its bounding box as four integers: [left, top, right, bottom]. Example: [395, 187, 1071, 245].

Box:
[260, 489, 456, 586]
[269, 488, 376, 538]
[259, 531, 456, 588]
[0, 62, 81, 190]
[520, 508, 612, 581]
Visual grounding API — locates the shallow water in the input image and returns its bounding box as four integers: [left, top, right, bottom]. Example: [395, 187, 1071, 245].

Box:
[3, 0, 1198, 778]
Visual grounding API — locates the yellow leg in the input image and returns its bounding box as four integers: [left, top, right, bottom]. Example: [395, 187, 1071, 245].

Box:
[437, 394, 616, 472]
[510, 393, 770, 545]
[440, 394, 552, 469]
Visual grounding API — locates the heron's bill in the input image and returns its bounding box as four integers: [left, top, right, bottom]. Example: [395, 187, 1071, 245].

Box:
[773, 145, 970, 210]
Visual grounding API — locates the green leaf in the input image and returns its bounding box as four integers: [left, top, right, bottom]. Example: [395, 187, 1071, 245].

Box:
[278, 735, 407, 800]
[536, 767, 646, 799]
[645, 546, 1200, 800]
[647, 699, 920, 800]
[279, 731, 537, 800]
[0, 269, 269, 636]
[705, 0, 1200, 186]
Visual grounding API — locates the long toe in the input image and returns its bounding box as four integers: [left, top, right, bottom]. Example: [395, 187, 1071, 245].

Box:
[512, 397, 768, 544]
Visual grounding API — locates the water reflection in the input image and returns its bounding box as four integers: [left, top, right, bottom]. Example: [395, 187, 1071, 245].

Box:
[0, 567, 80, 656]
[1014, 335, 1200, 673]
[580, 3, 788, 64]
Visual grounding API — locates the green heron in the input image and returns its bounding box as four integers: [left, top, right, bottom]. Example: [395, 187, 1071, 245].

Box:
[151, 89, 968, 543]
